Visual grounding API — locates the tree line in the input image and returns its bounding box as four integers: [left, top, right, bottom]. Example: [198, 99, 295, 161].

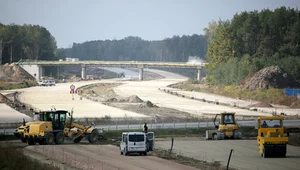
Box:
[204, 6, 300, 85]
[0, 23, 59, 65]
[60, 35, 207, 62]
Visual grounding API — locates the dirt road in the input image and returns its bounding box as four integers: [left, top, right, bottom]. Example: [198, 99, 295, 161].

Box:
[114, 69, 271, 117]
[25, 144, 199, 170]
[15, 80, 147, 118]
[156, 139, 300, 170]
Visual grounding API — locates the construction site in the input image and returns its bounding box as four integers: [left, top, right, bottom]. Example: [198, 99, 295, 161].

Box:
[1, 63, 300, 170]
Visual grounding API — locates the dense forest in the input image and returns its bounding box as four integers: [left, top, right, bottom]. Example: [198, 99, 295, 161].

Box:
[61, 35, 207, 62]
[0, 23, 59, 65]
[204, 7, 300, 85]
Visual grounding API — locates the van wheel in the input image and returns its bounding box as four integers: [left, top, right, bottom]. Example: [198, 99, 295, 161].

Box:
[144, 152, 147, 156]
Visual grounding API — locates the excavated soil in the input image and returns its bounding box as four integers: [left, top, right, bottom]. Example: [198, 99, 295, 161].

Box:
[242, 65, 300, 91]
[248, 102, 273, 108]
[0, 63, 35, 82]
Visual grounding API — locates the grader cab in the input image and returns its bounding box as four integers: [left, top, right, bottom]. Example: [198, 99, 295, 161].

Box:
[14, 109, 100, 145]
[257, 116, 288, 158]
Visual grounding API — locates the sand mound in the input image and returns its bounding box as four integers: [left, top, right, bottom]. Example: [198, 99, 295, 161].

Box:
[106, 95, 143, 103]
[242, 66, 300, 91]
[127, 95, 143, 103]
[248, 102, 273, 108]
[139, 101, 157, 108]
[106, 98, 118, 102]
[0, 63, 35, 82]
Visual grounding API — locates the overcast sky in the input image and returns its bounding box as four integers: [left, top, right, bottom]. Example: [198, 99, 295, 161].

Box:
[0, 0, 299, 48]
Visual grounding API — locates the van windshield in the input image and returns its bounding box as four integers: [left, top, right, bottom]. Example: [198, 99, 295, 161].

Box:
[128, 134, 144, 142]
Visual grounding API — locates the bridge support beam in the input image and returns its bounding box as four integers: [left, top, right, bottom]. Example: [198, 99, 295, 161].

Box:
[38, 66, 45, 80]
[197, 66, 202, 81]
[138, 65, 144, 81]
[81, 64, 86, 80]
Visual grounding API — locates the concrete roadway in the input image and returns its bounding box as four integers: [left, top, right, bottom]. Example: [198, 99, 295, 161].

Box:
[156, 139, 300, 170]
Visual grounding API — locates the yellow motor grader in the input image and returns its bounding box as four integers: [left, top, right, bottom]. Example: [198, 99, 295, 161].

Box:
[205, 112, 242, 140]
[257, 116, 288, 158]
[14, 109, 101, 145]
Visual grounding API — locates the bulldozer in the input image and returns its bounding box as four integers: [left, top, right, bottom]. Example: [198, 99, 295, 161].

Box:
[257, 116, 288, 158]
[14, 109, 101, 145]
[205, 112, 242, 140]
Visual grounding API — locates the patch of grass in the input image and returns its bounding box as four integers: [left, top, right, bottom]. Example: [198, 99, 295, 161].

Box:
[175, 80, 295, 106]
[0, 142, 60, 170]
[0, 80, 37, 90]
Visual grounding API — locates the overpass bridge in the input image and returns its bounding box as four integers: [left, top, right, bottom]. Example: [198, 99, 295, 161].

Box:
[17, 60, 207, 80]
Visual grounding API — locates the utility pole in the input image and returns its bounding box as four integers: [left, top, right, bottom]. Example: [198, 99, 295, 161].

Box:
[10, 43, 13, 63]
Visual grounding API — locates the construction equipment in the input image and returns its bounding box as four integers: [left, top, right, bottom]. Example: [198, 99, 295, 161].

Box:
[14, 109, 101, 145]
[257, 116, 288, 158]
[120, 132, 154, 156]
[206, 112, 242, 140]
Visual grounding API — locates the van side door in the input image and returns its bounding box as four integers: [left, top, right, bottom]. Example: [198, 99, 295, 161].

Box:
[147, 132, 155, 151]
[120, 133, 127, 153]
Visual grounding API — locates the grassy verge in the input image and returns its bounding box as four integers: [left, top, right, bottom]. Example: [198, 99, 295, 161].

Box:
[173, 80, 300, 107]
[0, 80, 37, 90]
[0, 142, 59, 170]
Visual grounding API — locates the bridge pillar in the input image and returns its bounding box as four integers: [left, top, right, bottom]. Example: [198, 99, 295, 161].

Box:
[138, 66, 144, 81]
[38, 66, 45, 80]
[197, 66, 202, 81]
[81, 65, 86, 80]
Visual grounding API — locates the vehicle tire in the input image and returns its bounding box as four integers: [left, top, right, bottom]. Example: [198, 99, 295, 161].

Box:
[213, 133, 217, 140]
[55, 132, 65, 144]
[28, 139, 35, 145]
[263, 146, 268, 158]
[21, 138, 27, 143]
[39, 140, 45, 145]
[144, 152, 147, 156]
[120, 146, 123, 155]
[88, 129, 99, 144]
[45, 133, 54, 145]
[125, 148, 128, 156]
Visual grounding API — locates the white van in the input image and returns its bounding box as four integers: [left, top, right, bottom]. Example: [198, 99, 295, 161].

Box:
[120, 132, 154, 156]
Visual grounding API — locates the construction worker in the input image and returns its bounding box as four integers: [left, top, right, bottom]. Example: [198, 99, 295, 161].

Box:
[261, 121, 268, 128]
[143, 123, 148, 133]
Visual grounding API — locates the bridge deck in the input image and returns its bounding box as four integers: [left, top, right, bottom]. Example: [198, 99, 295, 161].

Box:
[17, 60, 206, 68]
